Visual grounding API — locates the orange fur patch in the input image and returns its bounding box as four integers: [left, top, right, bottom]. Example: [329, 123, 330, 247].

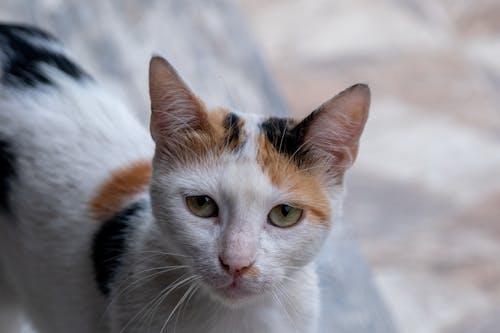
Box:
[207, 108, 246, 151]
[256, 134, 331, 224]
[207, 107, 228, 140]
[164, 108, 246, 167]
[246, 265, 260, 278]
[162, 119, 223, 167]
[90, 160, 152, 221]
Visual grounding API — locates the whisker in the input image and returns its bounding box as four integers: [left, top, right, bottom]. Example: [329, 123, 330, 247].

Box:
[138, 250, 190, 258]
[100, 251, 191, 262]
[276, 281, 300, 323]
[118, 274, 197, 333]
[160, 278, 201, 333]
[174, 281, 201, 331]
[117, 278, 183, 333]
[141, 276, 191, 332]
[277, 118, 289, 155]
[112, 266, 187, 301]
[100, 266, 188, 326]
[281, 275, 299, 283]
[272, 283, 298, 332]
[143, 277, 200, 332]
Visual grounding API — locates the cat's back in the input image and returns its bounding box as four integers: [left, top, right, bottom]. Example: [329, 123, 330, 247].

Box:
[0, 21, 152, 252]
[0, 24, 88, 88]
[0, 24, 153, 220]
[0, 26, 154, 331]
[0, 24, 152, 160]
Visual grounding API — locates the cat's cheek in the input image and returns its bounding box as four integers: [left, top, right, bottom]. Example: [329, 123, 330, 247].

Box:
[264, 221, 328, 271]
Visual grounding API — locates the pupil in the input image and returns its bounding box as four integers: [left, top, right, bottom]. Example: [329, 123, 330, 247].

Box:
[281, 205, 291, 216]
[197, 196, 208, 206]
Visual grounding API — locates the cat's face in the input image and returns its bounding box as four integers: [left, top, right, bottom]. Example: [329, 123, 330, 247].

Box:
[148, 57, 369, 305]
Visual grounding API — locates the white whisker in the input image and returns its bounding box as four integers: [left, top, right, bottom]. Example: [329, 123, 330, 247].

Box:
[160, 278, 201, 333]
[118, 274, 198, 333]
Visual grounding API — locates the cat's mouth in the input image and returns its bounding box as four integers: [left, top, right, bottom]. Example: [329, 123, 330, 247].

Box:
[213, 278, 258, 301]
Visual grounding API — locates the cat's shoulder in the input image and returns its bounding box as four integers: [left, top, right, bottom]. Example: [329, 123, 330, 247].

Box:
[0, 23, 89, 88]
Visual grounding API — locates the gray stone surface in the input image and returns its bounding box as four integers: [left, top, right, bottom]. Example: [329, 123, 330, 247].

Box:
[0, 1, 395, 332]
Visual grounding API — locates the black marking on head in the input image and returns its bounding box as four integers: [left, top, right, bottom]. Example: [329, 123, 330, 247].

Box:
[0, 139, 16, 213]
[91, 201, 143, 296]
[259, 116, 305, 157]
[0, 24, 89, 87]
[223, 112, 245, 151]
[224, 113, 240, 141]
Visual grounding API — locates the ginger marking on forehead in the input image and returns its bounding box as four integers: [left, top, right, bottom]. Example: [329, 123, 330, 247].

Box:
[256, 134, 331, 224]
[207, 108, 228, 141]
[90, 160, 152, 221]
[164, 108, 247, 165]
[208, 108, 247, 152]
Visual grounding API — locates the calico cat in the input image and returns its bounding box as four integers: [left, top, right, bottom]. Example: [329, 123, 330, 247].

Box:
[0, 24, 370, 333]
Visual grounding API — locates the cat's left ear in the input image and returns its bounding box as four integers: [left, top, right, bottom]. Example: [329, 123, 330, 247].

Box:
[149, 56, 209, 146]
[298, 84, 370, 175]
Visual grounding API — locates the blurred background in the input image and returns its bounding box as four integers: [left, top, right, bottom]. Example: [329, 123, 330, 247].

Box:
[237, 1, 500, 332]
[2, 1, 500, 332]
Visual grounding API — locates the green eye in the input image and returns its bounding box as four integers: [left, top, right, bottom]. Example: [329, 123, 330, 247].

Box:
[186, 196, 219, 218]
[268, 204, 303, 228]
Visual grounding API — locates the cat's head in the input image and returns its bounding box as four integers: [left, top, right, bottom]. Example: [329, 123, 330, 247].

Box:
[148, 56, 369, 305]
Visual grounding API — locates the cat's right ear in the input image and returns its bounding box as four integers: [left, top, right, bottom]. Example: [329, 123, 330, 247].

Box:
[296, 84, 370, 176]
[149, 56, 208, 146]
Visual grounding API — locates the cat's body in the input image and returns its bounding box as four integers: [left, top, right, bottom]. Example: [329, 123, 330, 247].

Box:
[0, 25, 369, 333]
[0, 25, 153, 332]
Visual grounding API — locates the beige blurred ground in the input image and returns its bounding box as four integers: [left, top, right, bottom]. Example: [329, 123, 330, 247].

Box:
[236, 1, 500, 332]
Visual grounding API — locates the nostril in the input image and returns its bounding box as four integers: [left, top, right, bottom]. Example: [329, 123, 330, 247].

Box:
[236, 265, 248, 274]
[219, 256, 230, 272]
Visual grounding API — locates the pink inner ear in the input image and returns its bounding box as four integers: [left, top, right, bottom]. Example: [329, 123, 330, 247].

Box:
[304, 84, 370, 171]
[148, 56, 207, 144]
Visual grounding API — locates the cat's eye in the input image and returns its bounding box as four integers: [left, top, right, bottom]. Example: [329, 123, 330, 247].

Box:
[268, 204, 303, 228]
[186, 195, 219, 218]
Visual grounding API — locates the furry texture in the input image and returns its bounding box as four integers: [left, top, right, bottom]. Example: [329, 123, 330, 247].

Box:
[0, 25, 369, 333]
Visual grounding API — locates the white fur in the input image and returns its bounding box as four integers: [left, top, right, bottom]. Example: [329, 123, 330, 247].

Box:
[135, 114, 328, 332]
[0, 70, 153, 332]
[0, 56, 342, 333]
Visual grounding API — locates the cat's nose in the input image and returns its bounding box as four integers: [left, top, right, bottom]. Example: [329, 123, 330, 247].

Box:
[219, 256, 254, 277]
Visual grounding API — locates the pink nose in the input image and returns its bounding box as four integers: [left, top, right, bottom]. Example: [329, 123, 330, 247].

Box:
[219, 256, 254, 276]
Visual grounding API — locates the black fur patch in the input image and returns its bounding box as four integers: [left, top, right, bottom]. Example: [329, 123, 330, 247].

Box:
[223, 112, 245, 151]
[259, 117, 305, 157]
[0, 24, 88, 87]
[0, 139, 16, 213]
[224, 113, 240, 142]
[91, 201, 143, 296]
[259, 109, 325, 161]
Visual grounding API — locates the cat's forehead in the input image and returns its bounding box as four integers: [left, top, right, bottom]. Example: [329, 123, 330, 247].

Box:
[206, 108, 304, 179]
[205, 108, 331, 224]
[208, 108, 297, 158]
[206, 109, 257, 154]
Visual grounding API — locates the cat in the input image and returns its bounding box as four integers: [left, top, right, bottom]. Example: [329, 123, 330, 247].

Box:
[0, 24, 370, 333]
